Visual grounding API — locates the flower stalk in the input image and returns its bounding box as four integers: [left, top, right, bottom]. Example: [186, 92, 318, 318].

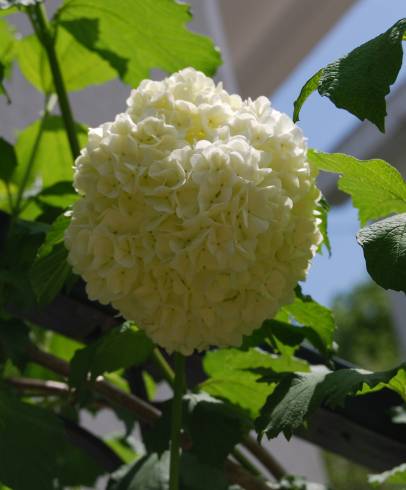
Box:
[27, 2, 80, 159]
[169, 352, 186, 490]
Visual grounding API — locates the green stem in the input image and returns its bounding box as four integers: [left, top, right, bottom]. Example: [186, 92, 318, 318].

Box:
[5, 182, 14, 213]
[169, 353, 185, 490]
[10, 94, 56, 226]
[28, 3, 80, 159]
[152, 348, 175, 388]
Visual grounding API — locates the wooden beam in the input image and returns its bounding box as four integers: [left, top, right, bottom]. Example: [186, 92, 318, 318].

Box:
[219, 0, 355, 98]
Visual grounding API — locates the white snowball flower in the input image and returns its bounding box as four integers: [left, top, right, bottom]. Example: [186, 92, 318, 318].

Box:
[65, 68, 322, 354]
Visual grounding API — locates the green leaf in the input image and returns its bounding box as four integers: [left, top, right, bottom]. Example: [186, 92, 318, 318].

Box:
[279, 287, 335, 353]
[34, 180, 78, 209]
[179, 453, 231, 490]
[36, 212, 70, 259]
[14, 115, 87, 190]
[255, 363, 406, 440]
[69, 322, 153, 391]
[0, 388, 66, 490]
[293, 69, 323, 123]
[30, 242, 71, 305]
[55, 0, 221, 87]
[0, 62, 8, 101]
[309, 149, 406, 226]
[143, 400, 172, 456]
[0, 137, 17, 182]
[29, 213, 72, 305]
[0, 388, 105, 490]
[294, 19, 406, 131]
[0, 220, 46, 308]
[107, 452, 170, 490]
[369, 463, 406, 486]
[0, 17, 16, 101]
[261, 319, 327, 359]
[357, 213, 406, 293]
[200, 348, 308, 419]
[0, 319, 29, 369]
[184, 393, 251, 466]
[0, 18, 16, 66]
[318, 18, 406, 132]
[107, 452, 234, 490]
[18, 26, 116, 93]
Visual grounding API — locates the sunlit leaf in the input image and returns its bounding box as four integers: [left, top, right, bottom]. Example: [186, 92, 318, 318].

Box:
[56, 0, 221, 87]
[309, 150, 406, 226]
[18, 26, 116, 93]
[255, 363, 406, 440]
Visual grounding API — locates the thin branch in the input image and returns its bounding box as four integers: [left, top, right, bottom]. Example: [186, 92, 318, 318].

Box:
[231, 447, 262, 477]
[6, 377, 69, 396]
[26, 344, 161, 425]
[225, 459, 273, 490]
[25, 344, 277, 489]
[243, 435, 286, 481]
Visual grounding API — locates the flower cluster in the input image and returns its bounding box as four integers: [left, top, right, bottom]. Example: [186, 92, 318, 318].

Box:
[65, 68, 322, 354]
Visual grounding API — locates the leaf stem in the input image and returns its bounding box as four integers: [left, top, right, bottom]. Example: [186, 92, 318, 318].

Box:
[152, 347, 175, 388]
[169, 352, 186, 490]
[28, 2, 80, 159]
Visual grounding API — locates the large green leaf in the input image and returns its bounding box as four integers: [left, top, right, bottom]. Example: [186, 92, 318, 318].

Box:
[200, 348, 308, 419]
[293, 18, 406, 131]
[357, 214, 406, 293]
[255, 363, 406, 440]
[18, 26, 116, 93]
[184, 393, 251, 467]
[55, 0, 221, 87]
[14, 115, 87, 190]
[279, 287, 335, 353]
[107, 452, 235, 490]
[369, 463, 406, 487]
[0, 389, 66, 490]
[309, 150, 406, 226]
[0, 388, 105, 490]
[69, 322, 153, 391]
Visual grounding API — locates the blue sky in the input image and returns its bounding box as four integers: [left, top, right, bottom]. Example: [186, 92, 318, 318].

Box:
[271, 0, 406, 305]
